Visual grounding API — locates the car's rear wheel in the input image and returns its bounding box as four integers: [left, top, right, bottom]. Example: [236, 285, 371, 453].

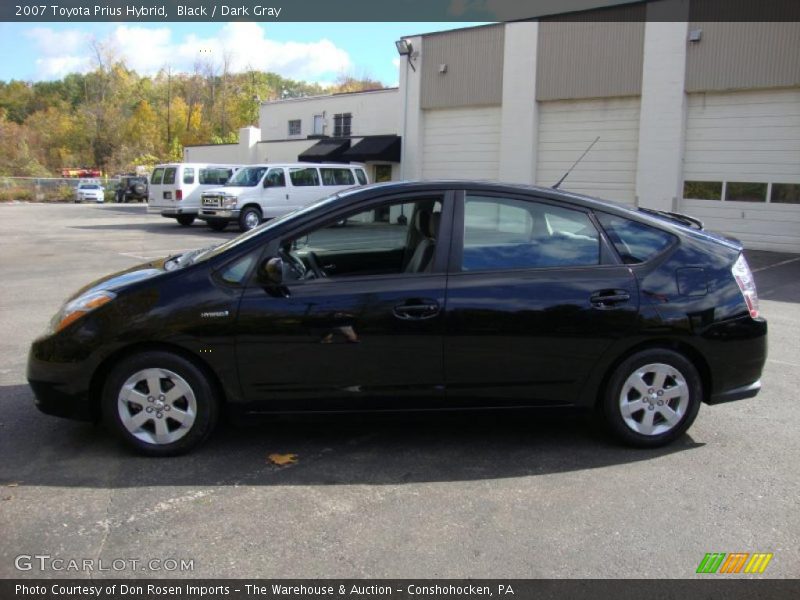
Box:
[206, 220, 228, 231]
[602, 349, 701, 448]
[176, 215, 195, 226]
[102, 351, 219, 456]
[238, 206, 262, 232]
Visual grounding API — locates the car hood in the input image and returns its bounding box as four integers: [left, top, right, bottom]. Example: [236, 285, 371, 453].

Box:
[69, 259, 168, 300]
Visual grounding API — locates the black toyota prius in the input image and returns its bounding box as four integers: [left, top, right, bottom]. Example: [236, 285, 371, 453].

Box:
[27, 181, 767, 455]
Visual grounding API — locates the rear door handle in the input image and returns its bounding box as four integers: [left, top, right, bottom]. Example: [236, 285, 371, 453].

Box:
[393, 299, 440, 320]
[590, 290, 631, 308]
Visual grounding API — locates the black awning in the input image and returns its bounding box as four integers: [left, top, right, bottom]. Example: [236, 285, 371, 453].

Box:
[340, 135, 401, 163]
[297, 138, 351, 163]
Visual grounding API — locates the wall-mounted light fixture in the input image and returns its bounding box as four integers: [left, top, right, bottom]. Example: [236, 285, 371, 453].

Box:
[395, 39, 416, 71]
[688, 28, 703, 42]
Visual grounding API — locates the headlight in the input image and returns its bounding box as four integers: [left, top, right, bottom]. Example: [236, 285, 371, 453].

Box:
[50, 290, 116, 333]
[222, 196, 238, 208]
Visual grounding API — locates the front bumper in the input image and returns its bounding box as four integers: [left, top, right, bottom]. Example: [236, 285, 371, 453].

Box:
[199, 208, 240, 220]
[27, 345, 95, 422]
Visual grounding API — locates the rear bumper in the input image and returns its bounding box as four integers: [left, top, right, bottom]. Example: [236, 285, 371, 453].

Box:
[148, 207, 199, 217]
[707, 380, 761, 405]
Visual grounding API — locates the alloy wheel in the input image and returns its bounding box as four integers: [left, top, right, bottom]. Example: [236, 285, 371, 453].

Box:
[618, 362, 689, 436]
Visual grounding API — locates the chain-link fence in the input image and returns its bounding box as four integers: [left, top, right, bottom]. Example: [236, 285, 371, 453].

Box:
[0, 177, 122, 202]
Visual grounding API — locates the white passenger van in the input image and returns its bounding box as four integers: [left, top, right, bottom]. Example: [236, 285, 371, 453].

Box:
[147, 163, 242, 226]
[198, 163, 370, 231]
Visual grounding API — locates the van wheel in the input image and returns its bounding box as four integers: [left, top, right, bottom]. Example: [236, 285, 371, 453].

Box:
[102, 351, 219, 456]
[602, 349, 702, 448]
[238, 206, 262, 232]
[207, 220, 228, 232]
[176, 215, 195, 226]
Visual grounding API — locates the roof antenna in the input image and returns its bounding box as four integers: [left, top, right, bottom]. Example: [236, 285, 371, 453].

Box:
[552, 136, 599, 189]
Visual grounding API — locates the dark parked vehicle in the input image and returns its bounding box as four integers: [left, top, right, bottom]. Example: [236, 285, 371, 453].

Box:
[27, 182, 767, 455]
[116, 175, 148, 203]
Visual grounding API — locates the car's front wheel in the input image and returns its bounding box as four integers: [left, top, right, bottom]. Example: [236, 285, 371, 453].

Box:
[176, 215, 195, 226]
[102, 351, 219, 456]
[238, 206, 262, 232]
[602, 349, 702, 448]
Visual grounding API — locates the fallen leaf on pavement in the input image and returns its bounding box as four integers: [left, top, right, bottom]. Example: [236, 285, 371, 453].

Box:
[268, 453, 298, 466]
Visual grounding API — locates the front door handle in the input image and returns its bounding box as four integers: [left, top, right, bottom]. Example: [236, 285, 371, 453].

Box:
[590, 290, 631, 308]
[393, 299, 440, 320]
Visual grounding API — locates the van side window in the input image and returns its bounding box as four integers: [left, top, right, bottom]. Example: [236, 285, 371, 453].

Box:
[163, 168, 176, 185]
[150, 168, 164, 185]
[320, 168, 355, 186]
[355, 169, 368, 185]
[183, 168, 195, 184]
[200, 168, 230, 185]
[289, 168, 320, 187]
[265, 168, 286, 187]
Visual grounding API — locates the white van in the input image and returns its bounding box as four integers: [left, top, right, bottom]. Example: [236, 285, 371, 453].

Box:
[147, 163, 242, 226]
[198, 163, 370, 231]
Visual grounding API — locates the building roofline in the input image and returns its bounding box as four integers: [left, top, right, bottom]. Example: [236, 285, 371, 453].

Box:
[260, 87, 399, 106]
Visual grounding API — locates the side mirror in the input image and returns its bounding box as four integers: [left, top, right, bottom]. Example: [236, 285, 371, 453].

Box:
[260, 257, 284, 284]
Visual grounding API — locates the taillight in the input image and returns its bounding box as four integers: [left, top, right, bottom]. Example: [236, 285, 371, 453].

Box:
[732, 254, 759, 318]
[176, 189, 183, 201]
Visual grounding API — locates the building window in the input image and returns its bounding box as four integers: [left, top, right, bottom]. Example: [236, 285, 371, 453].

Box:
[333, 113, 352, 137]
[771, 183, 800, 204]
[312, 114, 324, 135]
[288, 119, 301, 136]
[725, 182, 767, 203]
[374, 164, 392, 182]
[683, 181, 722, 201]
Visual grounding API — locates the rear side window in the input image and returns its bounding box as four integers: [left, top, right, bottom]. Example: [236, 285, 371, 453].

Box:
[150, 168, 164, 185]
[355, 169, 368, 185]
[289, 167, 320, 187]
[462, 195, 600, 271]
[320, 168, 355, 186]
[265, 168, 286, 187]
[163, 168, 176, 185]
[596, 213, 676, 264]
[183, 168, 195, 184]
[199, 168, 234, 185]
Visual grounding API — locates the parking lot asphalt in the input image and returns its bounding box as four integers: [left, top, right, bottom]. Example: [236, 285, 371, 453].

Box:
[0, 202, 798, 579]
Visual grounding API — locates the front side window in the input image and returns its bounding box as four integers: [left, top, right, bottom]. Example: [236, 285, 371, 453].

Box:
[596, 213, 675, 265]
[320, 168, 355, 186]
[183, 168, 195, 184]
[288, 119, 301, 136]
[462, 195, 600, 271]
[264, 168, 286, 187]
[281, 197, 443, 280]
[150, 168, 164, 185]
[333, 113, 352, 137]
[227, 167, 268, 187]
[163, 168, 176, 185]
[289, 167, 320, 187]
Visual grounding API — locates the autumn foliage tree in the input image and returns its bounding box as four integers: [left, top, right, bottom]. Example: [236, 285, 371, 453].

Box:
[0, 52, 385, 176]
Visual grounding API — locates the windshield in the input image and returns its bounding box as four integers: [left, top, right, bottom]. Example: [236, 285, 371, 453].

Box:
[192, 191, 352, 264]
[226, 167, 267, 187]
[79, 184, 100, 189]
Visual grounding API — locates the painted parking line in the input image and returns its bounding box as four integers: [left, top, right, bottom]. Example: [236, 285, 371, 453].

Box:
[752, 256, 800, 273]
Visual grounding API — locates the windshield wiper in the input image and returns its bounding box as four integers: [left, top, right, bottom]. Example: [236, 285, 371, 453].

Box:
[638, 207, 703, 230]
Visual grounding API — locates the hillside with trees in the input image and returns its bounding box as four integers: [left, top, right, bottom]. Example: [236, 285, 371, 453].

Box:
[0, 47, 385, 177]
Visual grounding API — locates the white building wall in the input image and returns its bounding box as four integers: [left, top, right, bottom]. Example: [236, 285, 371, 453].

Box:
[498, 21, 539, 184]
[635, 3, 689, 211]
[258, 89, 400, 141]
[399, 35, 424, 180]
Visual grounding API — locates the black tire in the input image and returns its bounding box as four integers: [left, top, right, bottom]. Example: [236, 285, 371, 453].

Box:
[206, 220, 228, 231]
[238, 206, 262, 232]
[102, 351, 219, 456]
[132, 183, 146, 196]
[602, 348, 702, 448]
[176, 215, 195, 226]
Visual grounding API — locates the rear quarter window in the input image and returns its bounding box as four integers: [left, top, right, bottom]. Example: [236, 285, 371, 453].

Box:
[183, 168, 195, 184]
[163, 168, 177, 185]
[596, 213, 676, 264]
